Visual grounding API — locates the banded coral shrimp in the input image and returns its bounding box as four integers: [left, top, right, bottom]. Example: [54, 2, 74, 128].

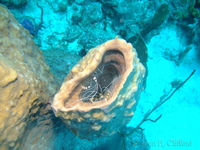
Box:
[63, 60, 123, 108]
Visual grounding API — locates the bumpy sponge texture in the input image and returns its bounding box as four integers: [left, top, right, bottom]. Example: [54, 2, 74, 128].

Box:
[52, 37, 145, 140]
[0, 4, 56, 149]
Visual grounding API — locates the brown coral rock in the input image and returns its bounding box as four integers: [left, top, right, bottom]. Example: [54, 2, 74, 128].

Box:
[0, 4, 56, 149]
[52, 37, 145, 140]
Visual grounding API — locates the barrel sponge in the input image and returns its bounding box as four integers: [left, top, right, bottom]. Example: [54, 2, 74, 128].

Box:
[52, 37, 145, 140]
[0, 4, 56, 149]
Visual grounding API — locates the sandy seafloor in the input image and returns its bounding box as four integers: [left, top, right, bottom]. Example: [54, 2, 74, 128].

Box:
[128, 25, 200, 150]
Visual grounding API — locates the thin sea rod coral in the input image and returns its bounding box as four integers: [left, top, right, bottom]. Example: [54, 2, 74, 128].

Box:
[122, 70, 196, 137]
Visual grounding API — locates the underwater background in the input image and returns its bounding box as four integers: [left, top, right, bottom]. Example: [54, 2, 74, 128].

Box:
[0, 0, 199, 149]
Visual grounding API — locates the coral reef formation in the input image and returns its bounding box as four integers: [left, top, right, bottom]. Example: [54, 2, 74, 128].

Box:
[141, 3, 170, 36]
[45, 0, 68, 12]
[19, 3, 43, 36]
[19, 114, 150, 150]
[0, 4, 56, 149]
[80, 2, 103, 26]
[78, 28, 115, 52]
[42, 50, 82, 84]
[0, 0, 27, 7]
[170, 0, 200, 60]
[52, 38, 145, 140]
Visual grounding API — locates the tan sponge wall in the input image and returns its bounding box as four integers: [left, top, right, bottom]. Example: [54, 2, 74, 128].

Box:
[0, 4, 56, 149]
[52, 38, 146, 140]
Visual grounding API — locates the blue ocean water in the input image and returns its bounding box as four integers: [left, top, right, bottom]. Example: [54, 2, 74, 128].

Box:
[1, 0, 199, 149]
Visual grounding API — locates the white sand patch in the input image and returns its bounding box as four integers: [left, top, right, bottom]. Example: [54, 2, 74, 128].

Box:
[128, 26, 200, 150]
